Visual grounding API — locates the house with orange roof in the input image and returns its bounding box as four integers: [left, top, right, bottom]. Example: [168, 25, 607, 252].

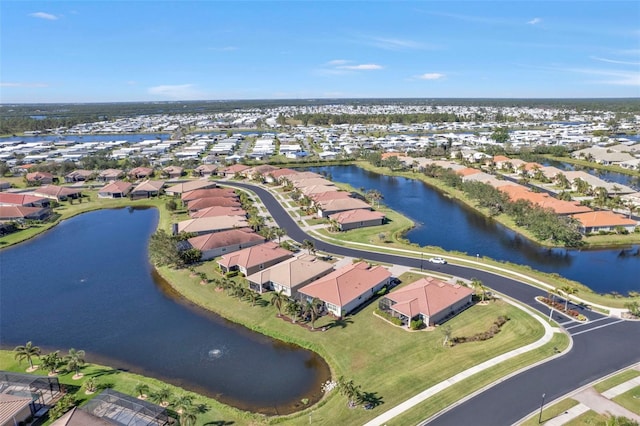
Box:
[0, 193, 50, 208]
[184, 228, 264, 260]
[97, 181, 132, 198]
[97, 169, 124, 182]
[455, 167, 483, 178]
[309, 190, 352, 204]
[217, 241, 293, 276]
[379, 277, 474, 327]
[499, 185, 593, 215]
[300, 184, 339, 196]
[246, 254, 334, 295]
[329, 209, 386, 231]
[219, 164, 250, 178]
[162, 165, 184, 179]
[571, 211, 637, 234]
[193, 164, 218, 177]
[381, 152, 402, 160]
[0, 205, 51, 221]
[298, 261, 392, 317]
[265, 168, 297, 183]
[25, 171, 54, 186]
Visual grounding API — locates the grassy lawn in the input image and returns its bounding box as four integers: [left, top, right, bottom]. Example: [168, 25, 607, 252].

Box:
[519, 397, 579, 426]
[564, 409, 609, 425]
[593, 369, 640, 393]
[157, 263, 548, 425]
[583, 232, 640, 247]
[612, 385, 640, 415]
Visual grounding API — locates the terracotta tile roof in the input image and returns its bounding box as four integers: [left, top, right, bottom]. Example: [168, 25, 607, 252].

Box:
[26, 171, 54, 181]
[222, 164, 250, 174]
[499, 185, 593, 215]
[181, 188, 236, 201]
[187, 197, 242, 211]
[385, 277, 474, 319]
[0, 205, 47, 219]
[98, 181, 132, 193]
[194, 164, 218, 172]
[285, 171, 323, 182]
[523, 162, 544, 171]
[218, 241, 293, 270]
[456, 167, 482, 177]
[128, 166, 154, 177]
[317, 197, 371, 212]
[132, 180, 165, 192]
[381, 152, 402, 159]
[291, 178, 335, 189]
[50, 406, 113, 426]
[492, 155, 511, 163]
[329, 209, 385, 224]
[268, 168, 297, 178]
[572, 211, 637, 228]
[309, 191, 352, 202]
[299, 261, 391, 307]
[246, 164, 279, 175]
[0, 193, 48, 206]
[187, 228, 263, 251]
[190, 206, 246, 218]
[300, 184, 339, 196]
[98, 168, 124, 178]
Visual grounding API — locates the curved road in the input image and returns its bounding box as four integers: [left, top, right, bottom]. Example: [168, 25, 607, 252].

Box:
[225, 181, 640, 425]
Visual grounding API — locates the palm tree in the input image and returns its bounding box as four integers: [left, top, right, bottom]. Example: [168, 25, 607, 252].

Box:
[302, 239, 315, 255]
[149, 386, 172, 407]
[270, 290, 287, 316]
[561, 286, 578, 311]
[273, 227, 286, 243]
[64, 348, 86, 378]
[471, 278, 487, 302]
[303, 298, 323, 330]
[172, 393, 194, 414]
[366, 189, 383, 208]
[41, 351, 62, 375]
[14, 341, 41, 371]
[285, 299, 301, 323]
[337, 376, 362, 407]
[554, 173, 570, 190]
[248, 214, 264, 232]
[134, 383, 150, 399]
[246, 290, 260, 306]
[594, 186, 609, 208]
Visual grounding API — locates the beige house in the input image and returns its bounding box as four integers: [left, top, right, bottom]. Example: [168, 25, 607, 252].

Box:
[329, 209, 385, 231]
[316, 197, 372, 218]
[246, 254, 334, 295]
[165, 180, 217, 196]
[97, 181, 132, 198]
[217, 242, 293, 276]
[173, 215, 249, 235]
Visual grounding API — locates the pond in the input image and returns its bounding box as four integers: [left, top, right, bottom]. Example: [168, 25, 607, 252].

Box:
[308, 165, 640, 295]
[0, 208, 329, 414]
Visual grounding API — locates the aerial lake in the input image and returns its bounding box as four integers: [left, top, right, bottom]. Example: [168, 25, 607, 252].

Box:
[0, 208, 329, 414]
[308, 165, 640, 295]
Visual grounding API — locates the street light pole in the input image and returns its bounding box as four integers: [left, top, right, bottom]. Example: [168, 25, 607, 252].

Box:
[420, 252, 423, 271]
[538, 393, 546, 423]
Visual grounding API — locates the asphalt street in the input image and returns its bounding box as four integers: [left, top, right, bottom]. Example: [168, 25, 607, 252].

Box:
[225, 181, 640, 425]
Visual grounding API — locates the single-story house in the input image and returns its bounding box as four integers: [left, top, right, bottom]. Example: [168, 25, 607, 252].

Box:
[32, 185, 82, 201]
[499, 185, 593, 215]
[181, 188, 236, 203]
[25, 171, 54, 186]
[173, 215, 249, 236]
[217, 241, 293, 276]
[97, 181, 133, 198]
[190, 206, 246, 219]
[162, 165, 184, 179]
[184, 227, 264, 260]
[194, 164, 218, 177]
[0, 193, 50, 208]
[0, 205, 51, 221]
[242, 164, 279, 180]
[128, 166, 154, 180]
[219, 164, 250, 178]
[316, 197, 372, 218]
[0, 394, 34, 426]
[50, 406, 113, 426]
[131, 180, 165, 198]
[64, 169, 94, 183]
[97, 169, 124, 182]
[298, 261, 392, 317]
[329, 209, 386, 231]
[379, 277, 474, 327]
[165, 180, 217, 196]
[572, 211, 637, 234]
[246, 254, 334, 295]
[186, 196, 242, 212]
[265, 168, 297, 183]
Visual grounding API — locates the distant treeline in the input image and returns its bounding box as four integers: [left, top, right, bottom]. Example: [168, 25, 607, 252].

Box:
[291, 112, 507, 126]
[1, 98, 638, 134]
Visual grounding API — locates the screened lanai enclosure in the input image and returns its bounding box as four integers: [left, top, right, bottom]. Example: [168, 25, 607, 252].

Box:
[81, 389, 174, 426]
[0, 371, 62, 415]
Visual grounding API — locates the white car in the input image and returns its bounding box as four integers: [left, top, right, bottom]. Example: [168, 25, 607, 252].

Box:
[428, 257, 447, 264]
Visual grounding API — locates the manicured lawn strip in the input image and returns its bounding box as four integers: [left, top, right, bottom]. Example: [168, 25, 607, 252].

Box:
[0, 351, 260, 426]
[384, 332, 570, 426]
[612, 385, 640, 415]
[564, 409, 608, 425]
[593, 370, 640, 393]
[157, 264, 545, 425]
[583, 232, 640, 247]
[519, 398, 580, 426]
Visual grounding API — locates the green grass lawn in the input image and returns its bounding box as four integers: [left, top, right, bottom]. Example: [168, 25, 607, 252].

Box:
[593, 369, 640, 393]
[158, 263, 549, 425]
[564, 409, 609, 425]
[516, 397, 579, 426]
[612, 385, 640, 415]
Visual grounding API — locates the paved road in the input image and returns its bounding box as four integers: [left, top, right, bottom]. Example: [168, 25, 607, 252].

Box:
[224, 181, 640, 425]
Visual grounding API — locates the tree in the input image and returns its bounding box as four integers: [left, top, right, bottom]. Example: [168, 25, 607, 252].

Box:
[561, 286, 578, 311]
[594, 186, 609, 208]
[149, 386, 172, 406]
[573, 178, 591, 196]
[302, 239, 315, 255]
[441, 325, 453, 347]
[605, 414, 639, 426]
[64, 348, 86, 378]
[554, 173, 570, 190]
[172, 393, 194, 413]
[14, 341, 41, 371]
[471, 278, 487, 302]
[285, 298, 301, 323]
[270, 290, 288, 316]
[337, 376, 362, 407]
[135, 383, 150, 399]
[148, 230, 183, 268]
[273, 227, 286, 243]
[366, 189, 383, 208]
[48, 394, 76, 420]
[625, 301, 640, 317]
[303, 298, 323, 329]
[490, 127, 510, 144]
[41, 351, 62, 375]
[248, 214, 264, 232]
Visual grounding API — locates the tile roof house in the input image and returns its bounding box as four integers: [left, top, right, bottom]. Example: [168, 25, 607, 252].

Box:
[316, 197, 372, 218]
[246, 254, 334, 295]
[499, 185, 593, 215]
[97, 181, 133, 198]
[190, 206, 247, 219]
[217, 241, 293, 276]
[379, 277, 474, 327]
[219, 164, 250, 178]
[185, 227, 264, 260]
[181, 188, 237, 203]
[97, 169, 124, 182]
[0, 205, 51, 221]
[194, 164, 218, 177]
[128, 167, 154, 180]
[298, 261, 392, 317]
[25, 171, 54, 185]
[0, 394, 34, 426]
[0, 193, 50, 208]
[64, 169, 94, 183]
[329, 209, 386, 231]
[265, 168, 297, 183]
[571, 211, 637, 234]
[173, 215, 249, 236]
[186, 196, 242, 212]
[131, 180, 165, 198]
[165, 180, 217, 196]
[162, 165, 184, 179]
[32, 185, 82, 201]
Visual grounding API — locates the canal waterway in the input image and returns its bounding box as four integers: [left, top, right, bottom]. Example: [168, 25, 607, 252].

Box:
[0, 208, 329, 414]
[309, 165, 640, 295]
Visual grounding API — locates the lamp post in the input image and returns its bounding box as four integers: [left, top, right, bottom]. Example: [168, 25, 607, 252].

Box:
[538, 393, 546, 423]
[420, 252, 423, 271]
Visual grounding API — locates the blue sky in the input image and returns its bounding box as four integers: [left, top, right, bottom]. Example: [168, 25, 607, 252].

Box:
[1, 1, 639, 103]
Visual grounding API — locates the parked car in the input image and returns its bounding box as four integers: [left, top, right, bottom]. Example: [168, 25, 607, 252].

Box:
[428, 257, 447, 264]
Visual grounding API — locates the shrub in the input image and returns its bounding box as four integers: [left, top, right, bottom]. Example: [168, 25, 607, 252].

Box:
[225, 270, 239, 278]
[49, 394, 76, 420]
[410, 319, 424, 330]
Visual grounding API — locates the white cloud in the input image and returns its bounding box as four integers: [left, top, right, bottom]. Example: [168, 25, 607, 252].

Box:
[29, 12, 59, 20]
[0, 82, 49, 88]
[416, 73, 445, 80]
[148, 84, 203, 100]
[565, 68, 640, 86]
[591, 56, 640, 66]
[527, 18, 542, 25]
[327, 59, 349, 66]
[337, 64, 383, 70]
[367, 36, 426, 51]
